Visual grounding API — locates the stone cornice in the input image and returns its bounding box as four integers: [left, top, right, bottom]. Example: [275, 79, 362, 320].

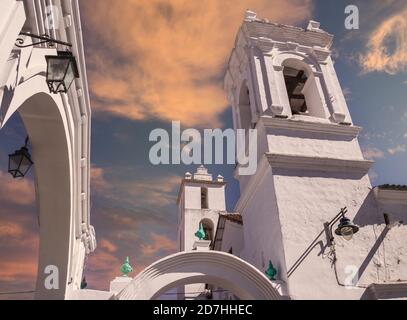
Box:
[244, 20, 333, 50]
[365, 283, 407, 299]
[259, 116, 361, 138]
[266, 153, 373, 174]
[374, 188, 407, 205]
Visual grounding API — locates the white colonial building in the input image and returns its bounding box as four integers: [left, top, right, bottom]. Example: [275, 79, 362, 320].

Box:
[1, 0, 95, 299]
[116, 10, 407, 300]
[1, 2, 406, 300]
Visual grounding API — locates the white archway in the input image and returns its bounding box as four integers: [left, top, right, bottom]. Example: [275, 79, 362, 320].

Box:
[116, 251, 281, 300]
[0, 0, 95, 300]
[0, 49, 95, 299]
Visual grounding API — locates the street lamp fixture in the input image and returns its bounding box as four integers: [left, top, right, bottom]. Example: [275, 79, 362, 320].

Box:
[45, 51, 79, 93]
[8, 137, 34, 179]
[15, 33, 79, 94]
[325, 207, 360, 245]
[334, 216, 360, 241]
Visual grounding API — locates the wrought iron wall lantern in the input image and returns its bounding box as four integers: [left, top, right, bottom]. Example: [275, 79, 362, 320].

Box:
[15, 33, 80, 94]
[324, 207, 360, 246]
[8, 136, 34, 179]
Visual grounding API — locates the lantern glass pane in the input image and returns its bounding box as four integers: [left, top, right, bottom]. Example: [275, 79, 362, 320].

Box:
[9, 153, 23, 172]
[63, 62, 76, 91]
[19, 154, 33, 176]
[47, 57, 69, 81]
[340, 226, 354, 241]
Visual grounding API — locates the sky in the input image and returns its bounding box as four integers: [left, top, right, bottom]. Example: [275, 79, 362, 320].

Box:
[0, 0, 406, 298]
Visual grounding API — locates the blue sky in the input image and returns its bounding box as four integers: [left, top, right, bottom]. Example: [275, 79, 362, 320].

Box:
[0, 0, 406, 296]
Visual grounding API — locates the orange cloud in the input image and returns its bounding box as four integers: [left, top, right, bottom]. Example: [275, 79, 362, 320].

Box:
[90, 166, 110, 191]
[82, 0, 313, 127]
[85, 236, 146, 290]
[85, 249, 122, 289]
[140, 233, 177, 256]
[91, 166, 180, 208]
[0, 221, 24, 238]
[0, 220, 39, 288]
[359, 6, 407, 74]
[99, 239, 118, 253]
[0, 171, 35, 206]
[0, 259, 38, 282]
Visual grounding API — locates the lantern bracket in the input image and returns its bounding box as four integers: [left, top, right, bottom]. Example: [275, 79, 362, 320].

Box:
[15, 32, 72, 48]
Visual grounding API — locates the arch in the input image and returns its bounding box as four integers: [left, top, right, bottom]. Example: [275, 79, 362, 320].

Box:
[200, 218, 214, 241]
[0, 55, 93, 299]
[273, 51, 321, 75]
[274, 52, 329, 119]
[116, 251, 281, 300]
[237, 81, 252, 131]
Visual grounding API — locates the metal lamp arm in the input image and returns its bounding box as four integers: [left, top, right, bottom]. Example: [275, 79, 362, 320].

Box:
[16, 32, 72, 48]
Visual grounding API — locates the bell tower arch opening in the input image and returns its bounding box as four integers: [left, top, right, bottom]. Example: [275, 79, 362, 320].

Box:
[237, 81, 253, 131]
[199, 218, 214, 242]
[282, 57, 328, 119]
[283, 66, 308, 115]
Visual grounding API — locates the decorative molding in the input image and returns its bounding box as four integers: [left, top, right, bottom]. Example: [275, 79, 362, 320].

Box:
[374, 188, 407, 205]
[364, 283, 407, 300]
[244, 20, 334, 50]
[266, 153, 373, 174]
[259, 116, 361, 138]
[312, 46, 331, 62]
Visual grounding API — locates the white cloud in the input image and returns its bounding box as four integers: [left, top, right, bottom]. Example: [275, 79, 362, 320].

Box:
[388, 144, 406, 155]
[362, 147, 385, 160]
[369, 169, 379, 182]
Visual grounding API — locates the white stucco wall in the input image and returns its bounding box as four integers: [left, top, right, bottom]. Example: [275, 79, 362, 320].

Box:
[225, 13, 407, 300]
[220, 220, 244, 256]
[265, 128, 364, 160]
[238, 166, 289, 296]
[0, 0, 95, 300]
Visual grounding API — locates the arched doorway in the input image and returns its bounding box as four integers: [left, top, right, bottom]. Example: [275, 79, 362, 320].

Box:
[116, 251, 281, 300]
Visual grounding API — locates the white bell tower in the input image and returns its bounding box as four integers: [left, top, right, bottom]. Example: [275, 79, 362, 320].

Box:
[177, 165, 226, 252]
[224, 11, 379, 299]
[176, 166, 226, 299]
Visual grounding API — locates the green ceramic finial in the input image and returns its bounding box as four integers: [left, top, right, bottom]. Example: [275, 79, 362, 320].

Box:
[120, 257, 133, 277]
[195, 223, 206, 240]
[265, 260, 277, 281]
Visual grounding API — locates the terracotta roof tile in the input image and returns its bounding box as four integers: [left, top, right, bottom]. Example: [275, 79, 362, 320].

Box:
[220, 213, 243, 225]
